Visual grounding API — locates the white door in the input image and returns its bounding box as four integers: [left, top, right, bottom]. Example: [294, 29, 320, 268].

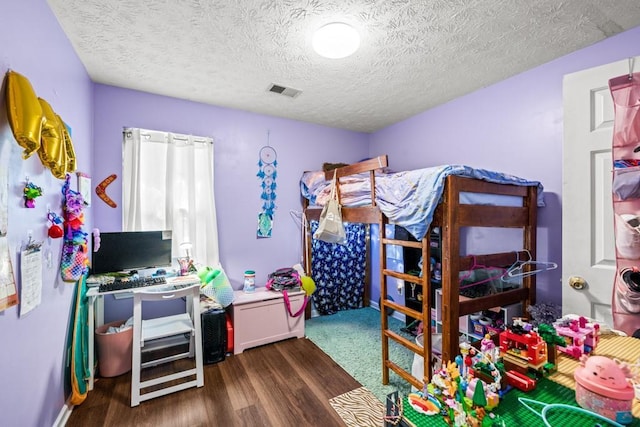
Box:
[562, 56, 640, 328]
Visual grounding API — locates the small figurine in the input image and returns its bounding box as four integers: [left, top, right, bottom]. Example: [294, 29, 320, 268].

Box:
[24, 180, 43, 208]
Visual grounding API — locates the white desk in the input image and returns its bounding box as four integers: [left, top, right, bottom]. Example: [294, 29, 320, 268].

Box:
[85, 275, 201, 390]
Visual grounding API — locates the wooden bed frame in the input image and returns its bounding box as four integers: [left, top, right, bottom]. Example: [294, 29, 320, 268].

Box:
[302, 155, 537, 391]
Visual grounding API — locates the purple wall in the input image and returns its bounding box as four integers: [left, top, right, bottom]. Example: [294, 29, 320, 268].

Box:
[0, 0, 93, 426]
[370, 26, 640, 306]
[92, 85, 369, 323]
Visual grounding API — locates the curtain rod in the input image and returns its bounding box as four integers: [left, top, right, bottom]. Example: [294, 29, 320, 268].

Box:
[123, 128, 213, 144]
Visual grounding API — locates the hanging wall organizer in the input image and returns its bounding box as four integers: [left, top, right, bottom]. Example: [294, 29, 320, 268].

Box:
[609, 58, 640, 336]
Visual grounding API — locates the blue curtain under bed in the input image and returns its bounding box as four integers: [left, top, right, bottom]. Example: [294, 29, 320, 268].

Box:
[310, 221, 367, 315]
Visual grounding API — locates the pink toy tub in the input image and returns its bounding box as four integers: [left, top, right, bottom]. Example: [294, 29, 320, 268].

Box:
[574, 355, 634, 424]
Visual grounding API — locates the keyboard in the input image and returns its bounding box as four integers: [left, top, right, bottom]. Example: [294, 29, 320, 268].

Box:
[98, 276, 167, 293]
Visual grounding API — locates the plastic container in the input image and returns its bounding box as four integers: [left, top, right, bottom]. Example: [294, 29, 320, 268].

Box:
[574, 355, 634, 424]
[95, 320, 133, 377]
[243, 270, 255, 293]
[411, 333, 442, 392]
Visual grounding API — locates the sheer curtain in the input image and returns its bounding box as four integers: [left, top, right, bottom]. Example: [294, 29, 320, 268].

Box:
[122, 128, 219, 267]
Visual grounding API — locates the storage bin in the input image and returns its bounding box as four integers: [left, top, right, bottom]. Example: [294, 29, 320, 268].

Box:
[95, 320, 133, 377]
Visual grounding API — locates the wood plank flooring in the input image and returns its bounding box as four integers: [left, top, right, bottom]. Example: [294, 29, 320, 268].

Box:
[66, 337, 361, 427]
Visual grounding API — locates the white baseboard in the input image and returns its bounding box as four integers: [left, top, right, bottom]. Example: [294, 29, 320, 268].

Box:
[53, 399, 73, 427]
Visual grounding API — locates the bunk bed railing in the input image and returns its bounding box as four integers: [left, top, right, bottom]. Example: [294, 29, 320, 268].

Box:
[305, 205, 381, 224]
[437, 175, 537, 367]
[321, 155, 388, 181]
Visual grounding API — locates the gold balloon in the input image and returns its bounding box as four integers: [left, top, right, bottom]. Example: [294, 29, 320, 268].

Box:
[61, 119, 76, 174]
[37, 98, 64, 174]
[36, 98, 77, 179]
[5, 71, 43, 159]
[49, 117, 68, 179]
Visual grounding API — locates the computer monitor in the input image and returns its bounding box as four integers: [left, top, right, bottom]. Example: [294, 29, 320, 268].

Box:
[91, 230, 173, 275]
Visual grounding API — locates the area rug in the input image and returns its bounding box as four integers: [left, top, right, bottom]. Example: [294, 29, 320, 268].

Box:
[329, 386, 385, 427]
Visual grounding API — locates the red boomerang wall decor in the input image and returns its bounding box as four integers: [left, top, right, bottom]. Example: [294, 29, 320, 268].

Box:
[95, 174, 117, 208]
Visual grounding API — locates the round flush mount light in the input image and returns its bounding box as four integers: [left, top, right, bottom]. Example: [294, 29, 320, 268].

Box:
[312, 22, 360, 59]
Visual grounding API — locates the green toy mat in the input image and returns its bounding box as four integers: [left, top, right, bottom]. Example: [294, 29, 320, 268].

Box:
[400, 377, 640, 426]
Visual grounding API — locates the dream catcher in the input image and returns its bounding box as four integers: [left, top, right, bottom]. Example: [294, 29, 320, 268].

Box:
[256, 133, 277, 238]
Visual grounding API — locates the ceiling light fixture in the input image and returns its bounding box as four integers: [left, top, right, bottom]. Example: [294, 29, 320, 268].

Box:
[312, 22, 360, 59]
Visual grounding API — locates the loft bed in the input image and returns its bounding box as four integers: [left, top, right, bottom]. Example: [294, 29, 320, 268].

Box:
[301, 155, 543, 391]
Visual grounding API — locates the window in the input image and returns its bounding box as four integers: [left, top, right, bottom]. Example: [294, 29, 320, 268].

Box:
[122, 128, 219, 268]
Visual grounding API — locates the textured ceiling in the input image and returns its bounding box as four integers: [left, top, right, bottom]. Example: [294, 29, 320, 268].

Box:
[47, 0, 640, 133]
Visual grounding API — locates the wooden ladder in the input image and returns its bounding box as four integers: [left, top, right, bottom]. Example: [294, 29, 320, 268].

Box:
[380, 215, 432, 391]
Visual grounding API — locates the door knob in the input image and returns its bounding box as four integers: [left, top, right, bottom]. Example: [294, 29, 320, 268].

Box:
[568, 276, 586, 290]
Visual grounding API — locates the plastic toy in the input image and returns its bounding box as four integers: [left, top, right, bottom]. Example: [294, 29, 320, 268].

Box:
[506, 369, 536, 392]
[553, 315, 599, 358]
[574, 354, 634, 424]
[23, 180, 43, 208]
[499, 322, 548, 375]
[47, 211, 63, 238]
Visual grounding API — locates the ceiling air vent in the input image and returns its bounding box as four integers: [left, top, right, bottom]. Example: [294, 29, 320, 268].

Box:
[267, 83, 302, 98]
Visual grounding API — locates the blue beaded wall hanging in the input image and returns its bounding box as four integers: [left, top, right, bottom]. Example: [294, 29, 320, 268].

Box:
[256, 132, 277, 238]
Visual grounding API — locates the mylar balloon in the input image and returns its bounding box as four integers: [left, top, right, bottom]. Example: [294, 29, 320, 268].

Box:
[61, 120, 77, 174]
[48, 113, 69, 179]
[5, 71, 43, 159]
[37, 98, 64, 173]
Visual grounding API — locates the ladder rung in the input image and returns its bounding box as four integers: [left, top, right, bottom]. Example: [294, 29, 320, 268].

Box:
[385, 359, 423, 391]
[382, 299, 422, 320]
[383, 269, 424, 284]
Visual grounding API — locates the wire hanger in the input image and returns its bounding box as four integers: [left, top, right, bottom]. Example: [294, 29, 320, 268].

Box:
[502, 250, 557, 281]
[458, 255, 484, 281]
[459, 255, 506, 289]
[460, 267, 507, 290]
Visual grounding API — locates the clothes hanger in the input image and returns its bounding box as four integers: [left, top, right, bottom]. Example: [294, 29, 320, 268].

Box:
[459, 267, 507, 290]
[503, 250, 557, 280]
[458, 255, 484, 281]
[459, 255, 507, 289]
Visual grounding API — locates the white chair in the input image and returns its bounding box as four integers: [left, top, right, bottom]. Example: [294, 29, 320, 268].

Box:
[130, 283, 204, 406]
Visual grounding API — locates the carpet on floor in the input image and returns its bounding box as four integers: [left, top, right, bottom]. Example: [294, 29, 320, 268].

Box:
[306, 306, 414, 402]
[329, 386, 385, 427]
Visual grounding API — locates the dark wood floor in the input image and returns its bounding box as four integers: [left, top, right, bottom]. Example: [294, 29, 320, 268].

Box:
[66, 337, 361, 427]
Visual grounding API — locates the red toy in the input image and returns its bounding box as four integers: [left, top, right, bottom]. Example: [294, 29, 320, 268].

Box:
[506, 370, 536, 392]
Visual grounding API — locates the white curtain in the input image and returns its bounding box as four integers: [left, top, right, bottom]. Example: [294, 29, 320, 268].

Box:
[122, 128, 219, 267]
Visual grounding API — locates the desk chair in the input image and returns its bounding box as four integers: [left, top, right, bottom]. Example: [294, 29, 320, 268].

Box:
[131, 283, 204, 406]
